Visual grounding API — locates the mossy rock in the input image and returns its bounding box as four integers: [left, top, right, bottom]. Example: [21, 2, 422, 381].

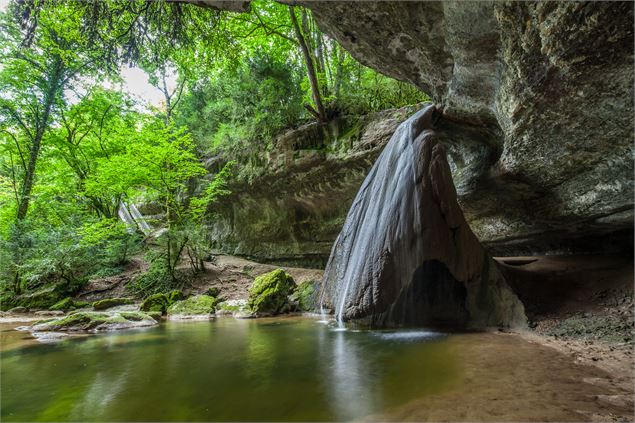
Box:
[92, 298, 134, 310]
[30, 311, 158, 332]
[290, 280, 317, 312]
[206, 287, 221, 298]
[50, 297, 91, 312]
[167, 295, 217, 316]
[140, 293, 170, 314]
[146, 311, 163, 322]
[248, 269, 296, 314]
[8, 286, 64, 311]
[167, 290, 184, 304]
[216, 299, 249, 316]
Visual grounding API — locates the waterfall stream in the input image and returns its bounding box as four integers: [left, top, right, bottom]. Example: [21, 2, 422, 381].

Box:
[320, 105, 438, 324]
[118, 201, 152, 235]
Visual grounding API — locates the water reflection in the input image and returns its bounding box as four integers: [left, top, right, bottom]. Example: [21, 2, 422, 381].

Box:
[1, 318, 455, 422]
[328, 329, 377, 420]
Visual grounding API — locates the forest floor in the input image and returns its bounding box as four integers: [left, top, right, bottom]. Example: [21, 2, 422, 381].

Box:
[76, 254, 323, 303]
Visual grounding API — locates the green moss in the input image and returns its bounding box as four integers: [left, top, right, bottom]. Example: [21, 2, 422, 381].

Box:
[206, 287, 220, 298]
[7, 286, 64, 310]
[290, 280, 317, 312]
[140, 293, 170, 314]
[248, 269, 296, 314]
[118, 311, 149, 321]
[32, 311, 159, 332]
[167, 290, 184, 304]
[92, 298, 134, 310]
[146, 311, 163, 322]
[167, 295, 217, 316]
[50, 297, 91, 311]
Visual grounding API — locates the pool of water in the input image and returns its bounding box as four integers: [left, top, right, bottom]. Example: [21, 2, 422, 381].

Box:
[1, 317, 458, 422]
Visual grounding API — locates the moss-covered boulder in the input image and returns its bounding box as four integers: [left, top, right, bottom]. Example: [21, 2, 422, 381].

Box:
[248, 269, 296, 314]
[290, 280, 317, 312]
[140, 293, 170, 314]
[50, 297, 91, 312]
[167, 295, 217, 318]
[29, 311, 158, 332]
[4, 285, 65, 311]
[92, 298, 134, 311]
[167, 290, 184, 304]
[216, 299, 249, 316]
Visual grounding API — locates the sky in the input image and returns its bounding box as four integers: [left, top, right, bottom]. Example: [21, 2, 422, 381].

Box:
[0, 0, 175, 108]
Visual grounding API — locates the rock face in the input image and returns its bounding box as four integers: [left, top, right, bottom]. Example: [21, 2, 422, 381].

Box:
[319, 105, 526, 329]
[209, 106, 421, 266]
[304, 1, 634, 254]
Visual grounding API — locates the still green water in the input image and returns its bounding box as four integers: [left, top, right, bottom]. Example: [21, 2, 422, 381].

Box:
[1, 317, 458, 421]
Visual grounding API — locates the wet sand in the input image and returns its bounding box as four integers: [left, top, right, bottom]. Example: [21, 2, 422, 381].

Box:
[371, 331, 633, 422]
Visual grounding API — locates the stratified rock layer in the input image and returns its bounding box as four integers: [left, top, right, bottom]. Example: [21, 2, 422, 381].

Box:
[304, 1, 634, 252]
[319, 105, 526, 329]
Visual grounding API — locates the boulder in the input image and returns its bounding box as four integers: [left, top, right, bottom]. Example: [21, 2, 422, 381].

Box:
[140, 293, 170, 314]
[247, 269, 296, 315]
[92, 298, 134, 310]
[29, 311, 158, 332]
[50, 297, 90, 311]
[167, 295, 217, 319]
[290, 280, 317, 312]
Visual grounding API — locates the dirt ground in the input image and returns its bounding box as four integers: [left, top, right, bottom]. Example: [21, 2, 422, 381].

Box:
[495, 253, 634, 418]
[76, 254, 323, 302]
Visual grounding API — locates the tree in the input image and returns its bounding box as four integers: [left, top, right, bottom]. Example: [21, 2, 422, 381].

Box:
[288, 5, 326, 122]
[0, 4, 112, 220]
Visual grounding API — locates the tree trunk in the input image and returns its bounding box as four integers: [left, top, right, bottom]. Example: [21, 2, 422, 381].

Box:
[16, 57, 63, 220]
[289, 6, 326, 122]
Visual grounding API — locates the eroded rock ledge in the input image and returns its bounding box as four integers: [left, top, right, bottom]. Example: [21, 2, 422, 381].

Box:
[303, 1, 634, 253]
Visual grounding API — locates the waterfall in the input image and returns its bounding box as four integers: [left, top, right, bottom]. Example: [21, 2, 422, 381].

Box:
[118, 201, 152, 235]
[318, 103, 526, 329]
[319, 105, 439, 324]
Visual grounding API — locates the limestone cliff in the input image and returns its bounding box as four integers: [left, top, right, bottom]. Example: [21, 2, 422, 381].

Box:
[303, 1, 634, 252]
[208, 2, 633, 264]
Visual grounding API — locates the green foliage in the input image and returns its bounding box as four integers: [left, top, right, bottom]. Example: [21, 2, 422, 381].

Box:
[140, 293, 170, 314]
[130, 260, 174, 299]
[50, 297, 90, 311]
[168, 290, 184, 303]
[175, 53, 305, 153]
[248, 269, 296, 314]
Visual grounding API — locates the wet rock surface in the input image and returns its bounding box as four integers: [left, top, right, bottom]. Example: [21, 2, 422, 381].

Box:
[301, 1, 634, 254]
[320, 105, 526, 329]
[25, 311, 158, 333]
[208, 106, 420, 266]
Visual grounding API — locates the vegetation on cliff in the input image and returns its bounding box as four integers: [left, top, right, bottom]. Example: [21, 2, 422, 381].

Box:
[0, 0, 426, 307]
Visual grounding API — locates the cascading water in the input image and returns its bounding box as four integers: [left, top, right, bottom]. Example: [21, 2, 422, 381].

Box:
[319, 104, 440, 325]
[318, 103, 526, 329]
[118, 201, 152, 235]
